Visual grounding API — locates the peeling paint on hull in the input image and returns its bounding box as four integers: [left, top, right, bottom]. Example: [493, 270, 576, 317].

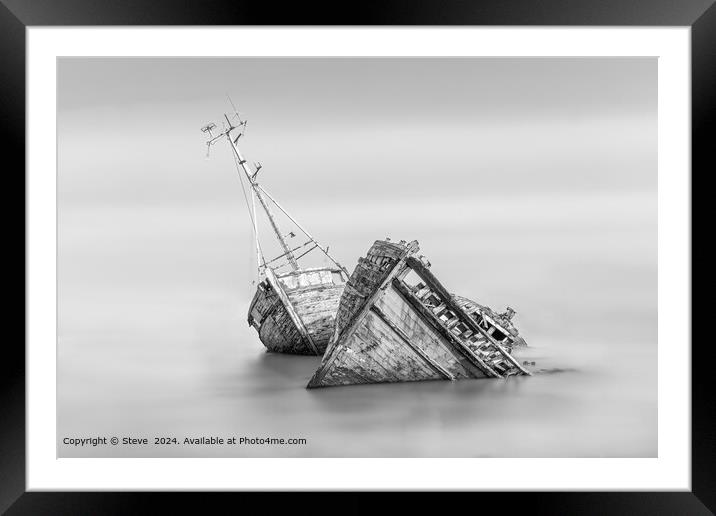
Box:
[307, 240, 530, 387]
[248, 267, 345, 355]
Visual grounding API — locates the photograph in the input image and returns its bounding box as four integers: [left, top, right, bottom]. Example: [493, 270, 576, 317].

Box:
[57, 56, 657, 458]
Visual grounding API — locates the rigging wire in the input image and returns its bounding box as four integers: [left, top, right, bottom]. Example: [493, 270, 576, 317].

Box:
[256, 185, 349, 276]
[250, 187, 263, 280]
[224, 127, 340, 278]
[231, 151, 264, 280]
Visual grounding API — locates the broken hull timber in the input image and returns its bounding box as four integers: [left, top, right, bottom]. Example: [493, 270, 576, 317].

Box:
[248, 267, 345, 355]
[307, 240, 530, 387]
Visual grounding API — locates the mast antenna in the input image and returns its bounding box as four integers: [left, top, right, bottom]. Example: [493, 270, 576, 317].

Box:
[201, 123, 217, 158]
[202, 99, 300, 272]
[227, 94, 248, 139]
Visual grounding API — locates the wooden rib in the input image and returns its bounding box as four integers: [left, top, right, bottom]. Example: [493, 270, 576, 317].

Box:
[392, 279, 500, 378]
[405, 257, 531, 376]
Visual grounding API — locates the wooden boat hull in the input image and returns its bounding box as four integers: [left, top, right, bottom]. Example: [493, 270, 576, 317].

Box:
[248, 267, 345, 355]
[307, 240, 530, 387]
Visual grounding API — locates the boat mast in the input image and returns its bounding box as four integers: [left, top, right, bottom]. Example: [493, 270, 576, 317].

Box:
[222, 114, 300, 273]
[204, 103, 346, 277]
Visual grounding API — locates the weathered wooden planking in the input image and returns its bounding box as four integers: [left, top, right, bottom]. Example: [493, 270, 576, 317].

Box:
[258, 300, 307, 354]
[373, 286, 485, 379]
[308, 310, 444, 387]
[265, 267, 319, 354]
[288, 284, 344, 349]
[307, 239, 530, 388]
[331, 240, 417, 345]
[453, 295, 527, 350]
[309, 239, 488, 388]
[391, 280, 499, 378]
[309, 241, 418, 387]
[370, 304, 454, 380]
[247, 267, 345, 355]
[405, 257, 531, 376]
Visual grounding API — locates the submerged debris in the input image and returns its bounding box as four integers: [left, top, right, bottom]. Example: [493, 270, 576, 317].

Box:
[307, 239, 530, 388]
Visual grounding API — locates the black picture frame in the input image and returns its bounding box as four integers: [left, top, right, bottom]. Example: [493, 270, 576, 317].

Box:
[4, 1, 711, 513]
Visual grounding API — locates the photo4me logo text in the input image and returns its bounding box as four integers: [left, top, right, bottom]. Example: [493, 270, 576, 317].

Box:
[62, 436, 308, 447]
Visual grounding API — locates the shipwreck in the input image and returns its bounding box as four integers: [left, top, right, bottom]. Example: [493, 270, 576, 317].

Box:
[202, 104, 349, 355]
[307, 239, 530, 387]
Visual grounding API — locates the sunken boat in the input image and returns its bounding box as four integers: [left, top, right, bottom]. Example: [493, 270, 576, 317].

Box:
[307, 239, 530, 387]
[203, 104, 349, 355]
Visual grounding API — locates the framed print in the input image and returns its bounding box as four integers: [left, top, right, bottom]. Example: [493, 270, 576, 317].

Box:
[5, 0, 712, 513]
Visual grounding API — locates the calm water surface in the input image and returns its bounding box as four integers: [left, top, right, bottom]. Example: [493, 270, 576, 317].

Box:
[58, 200, 656, 458]
[57, 57, 657, 457]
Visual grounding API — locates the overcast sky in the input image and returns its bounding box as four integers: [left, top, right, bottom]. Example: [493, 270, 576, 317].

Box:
[58, 57, 656, 210]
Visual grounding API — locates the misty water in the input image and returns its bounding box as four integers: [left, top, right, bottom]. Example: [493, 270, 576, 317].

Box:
[58, 195, 657, 458]
[57, 57, 656, 457]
